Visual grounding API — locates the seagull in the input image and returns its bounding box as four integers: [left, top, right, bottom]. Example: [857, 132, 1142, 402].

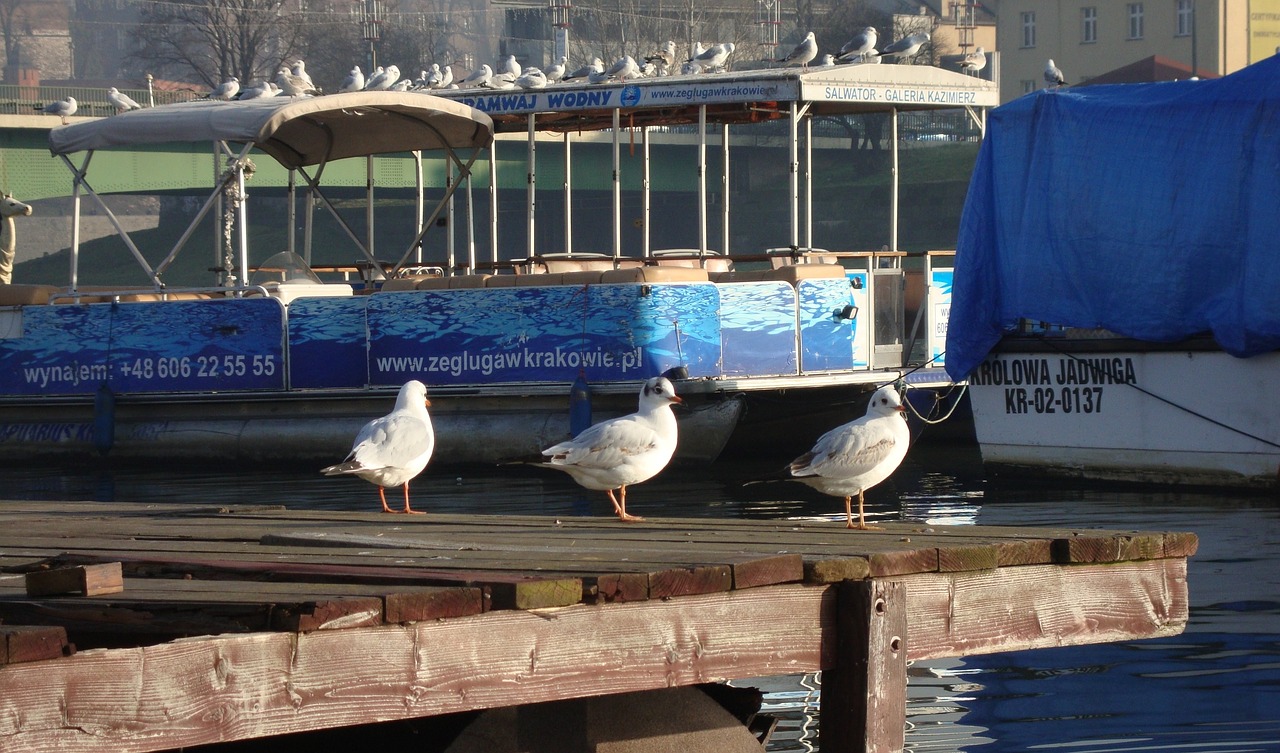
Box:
[291, 60, 317, 92]
[236, 81, 279, 100]
[604, 55, 640, 81]
[777, 31, 818, 68]
[562, 58, 603, 82]
[536, 376, 682, 522]
[645, 40, 676, 75]
[497, 54, 521, 79]
[438, 65, 454, 88]
[34, 97, 76, 124]
[204, 77, 239, 100]
[691, 42, 735, 72]
[814, 53, 836, 68]
[515, 67, 548, 89]
[423, 64, 443, 88]
[106, 88, 141, 114]
[960, 47, 986, 75]
[321, 380, 435, 515]
[364, 64, 400, 91]
[276, 67, 319, 96]
[339, 66, 365, 93]
[545, 56, 567, 82]
[784, 384, 910, 530]
[837, 27, 877, 62]
[879, 31, 930, 61]
[482, 71, 517, 89]
[460, 64, 493, 88]
[1045, 58, 1067, 87]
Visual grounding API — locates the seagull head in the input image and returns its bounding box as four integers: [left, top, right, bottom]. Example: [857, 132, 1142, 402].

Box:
[866, 384, 906, 417]
[640, 376, 683, 409]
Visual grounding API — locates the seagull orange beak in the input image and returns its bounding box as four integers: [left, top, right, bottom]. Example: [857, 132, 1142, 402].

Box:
[670, 396, 684, 404]
[895, 405, 906, 413]
[424, 398, 432, 407]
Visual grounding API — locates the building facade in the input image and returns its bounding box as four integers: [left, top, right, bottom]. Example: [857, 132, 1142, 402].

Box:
[993, 0, 1262, 102]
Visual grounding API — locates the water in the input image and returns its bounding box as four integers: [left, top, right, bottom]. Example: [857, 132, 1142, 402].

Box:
[2, 442, 1277, 752]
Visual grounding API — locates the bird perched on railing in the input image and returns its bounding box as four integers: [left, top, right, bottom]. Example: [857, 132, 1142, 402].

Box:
[321, 380, 435, 514]
[1045, 59, 1067, 87]
[106, 88, 141, 114]
[837, 27, 878, 62]
[338, 66, 365, 93]
[879, 31, 931, 62]
[777, 31, 818, 69]
[459, 64, 493, 88]
[34, 97, 76, 124]
[534, 376, 682, 522]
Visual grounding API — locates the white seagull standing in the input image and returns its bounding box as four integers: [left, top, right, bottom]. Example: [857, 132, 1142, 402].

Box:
[691, 42, 735, 73]
[277, 67, 319, 96]
[321, 380, 435, 515]
[604, 55, 640, 81]
[515, 67, 548, 89]
[837, 27, 878, 62]
[545, 56, 567, 82]
[236, 81, 279, 100]
[106, 88, 141, 114]
[460, 64, 493, 88]
[960, 47, 987, 75]
[645, 40, 677, 75]
[291, 60, 318, 93]
[364, 64, 400, 91]
[785, 384, 910, 530]
[536, 376, 682, 522]
[562, 58, 603, 82]
[1045, 59, 1067, 87]
[778, 31, 818, 68]
[339, 66, 365, 93]
[205, 77, 240, 100]
[35, 97, 76, 124]
[497, 54, 521, 79]
[879, 31, 930, 61]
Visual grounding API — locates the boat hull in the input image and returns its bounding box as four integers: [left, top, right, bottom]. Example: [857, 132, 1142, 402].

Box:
[967, 338, 1280, 487]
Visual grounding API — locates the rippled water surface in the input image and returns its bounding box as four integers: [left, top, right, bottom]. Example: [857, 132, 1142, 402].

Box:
[2, 441, 1277, 752]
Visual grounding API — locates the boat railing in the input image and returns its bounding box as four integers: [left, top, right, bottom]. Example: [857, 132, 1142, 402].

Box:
[45, 285, 271, 304]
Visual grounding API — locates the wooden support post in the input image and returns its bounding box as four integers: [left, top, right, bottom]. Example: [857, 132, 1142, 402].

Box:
[820, 580, 907, 753]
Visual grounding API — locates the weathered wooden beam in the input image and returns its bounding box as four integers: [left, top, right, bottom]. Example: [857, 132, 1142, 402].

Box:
[24, 564, 123, 597]
[820, 580, 907, 753]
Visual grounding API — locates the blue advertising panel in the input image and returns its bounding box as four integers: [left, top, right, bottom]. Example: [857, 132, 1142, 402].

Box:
[287, 296, 370, 389]
[717, 281, 798, 377]
[928, 269, 953, 366]
[367, 283, 722, 387]
[798, 277, 856, 372]
[0, 299, 286, 395]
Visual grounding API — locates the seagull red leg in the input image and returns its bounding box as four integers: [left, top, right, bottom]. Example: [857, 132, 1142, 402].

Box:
[606, 489, 624, 517]
[849, 490, 882, 531]
[379, 486, 395, 514]
[614, 485, 645, 523]
[402, 483, 424, 515]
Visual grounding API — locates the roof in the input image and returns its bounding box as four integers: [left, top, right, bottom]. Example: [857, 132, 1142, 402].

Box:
[1080, 55, 1220, 86]
[428, 63, 999, 132]
[47, 91, 495, 168]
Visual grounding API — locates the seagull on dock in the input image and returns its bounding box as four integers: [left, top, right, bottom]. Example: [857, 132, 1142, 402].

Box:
[321, 380, 435, 515]
[777, 31, 818, 68]
[960, 47, 987, 75]
[535, 376, 682, 522]
[1045, 58, 1067, 87]
[879, 31, 930, 62]
[106, 88, 141, 114]
[837, 27, 877, 62]
[34, 97, 76, 124]
[781, 384, 909, 530]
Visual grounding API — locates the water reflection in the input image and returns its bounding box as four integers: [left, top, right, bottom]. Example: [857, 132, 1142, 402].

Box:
[1, 441, 1276, 752]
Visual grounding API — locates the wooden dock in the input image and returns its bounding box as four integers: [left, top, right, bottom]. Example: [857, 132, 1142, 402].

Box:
[0, 499, 1195, 753]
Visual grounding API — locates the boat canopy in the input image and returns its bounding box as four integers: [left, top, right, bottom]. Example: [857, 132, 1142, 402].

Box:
[47, 91, 494, 167]
[945, 55, 1280, 380]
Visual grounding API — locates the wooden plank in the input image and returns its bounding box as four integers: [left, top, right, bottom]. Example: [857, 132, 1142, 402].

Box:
[24, 564, 123, 597]
[0, 625, 72, 665]
[269, 597, 384, 632]
[820, 580, 907, 753]
[803, 556, 871, 583]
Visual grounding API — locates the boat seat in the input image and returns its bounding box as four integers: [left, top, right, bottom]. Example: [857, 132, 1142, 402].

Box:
[559, 271, 604, 286]
[524, 254, 645, 274]
[0, 284, 59, 305]
[485, 274, 519, 287]
[650, 249, 733, 273]
[599, 267, 710, 284]
[414, 274, 492, 290]
[117, 291, 215, 302]
[380, 275, 438, 291]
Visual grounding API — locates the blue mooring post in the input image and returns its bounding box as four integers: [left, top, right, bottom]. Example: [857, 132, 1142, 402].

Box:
[569, 371, 592, 437]
[93, 381, 115, 456]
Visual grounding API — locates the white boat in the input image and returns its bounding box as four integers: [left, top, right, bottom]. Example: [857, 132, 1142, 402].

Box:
[0, 66, 996, 466]
[947, 56, 1280, 488]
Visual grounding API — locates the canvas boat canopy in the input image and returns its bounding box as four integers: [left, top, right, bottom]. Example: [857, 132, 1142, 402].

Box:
[47, 91, 494, 167]
[945, 55, 1280, 380]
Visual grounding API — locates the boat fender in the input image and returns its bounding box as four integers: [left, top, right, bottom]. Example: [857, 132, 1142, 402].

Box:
[833, 304, 858, 321]
[93, 381, 115, 456]
[569, 371, 592, 438]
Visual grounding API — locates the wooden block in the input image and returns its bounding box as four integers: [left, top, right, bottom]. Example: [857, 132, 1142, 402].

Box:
[803, 557, 871, 584]
[270, 597, 383, 631]
[384, 588, 485, 623]
[730, 553, 804, 590]
[1163, 531, 1199, 558]
[488, 578, 584, 610]
[24, 563, 123, 597]
[648, 565, 732, 599]
[594, 573, 649, 603]
[936, 544, 999, 573]
[0, 625, 72, 665]
[821, 580, 907, 753]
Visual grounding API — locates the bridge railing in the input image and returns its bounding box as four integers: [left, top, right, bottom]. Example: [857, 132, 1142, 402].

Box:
[0, 85, 199, 118]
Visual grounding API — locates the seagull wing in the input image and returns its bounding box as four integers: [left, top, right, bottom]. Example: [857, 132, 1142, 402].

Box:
[789, 417, 900, 480]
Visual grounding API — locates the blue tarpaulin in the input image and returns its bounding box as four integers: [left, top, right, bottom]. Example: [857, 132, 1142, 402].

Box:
[945, 55, 1280, 380]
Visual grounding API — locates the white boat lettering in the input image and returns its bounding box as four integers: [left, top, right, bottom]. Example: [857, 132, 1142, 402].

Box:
[544, 90, 614, 108]
[823, 86, 878, 102]
[457, 93, 542, 112]
[1055, 356, 1136, 385]
[1003, 386, 1104, 414]
[22, 361, 110, 388]
[383, 347, 643, 378]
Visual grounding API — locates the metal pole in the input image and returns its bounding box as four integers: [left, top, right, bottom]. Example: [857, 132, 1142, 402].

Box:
[564, 131, 572, 254]
[805, 115, 813, 250]
[698, 104, 707, 254]
[288, 169, 298, 262]
[721, 122, 730, 256]
[789, 101, 799, 248]
[414, 150, 424, 265]
[489, 141, 498, 265]
[446, 160, 456, 273]
[890, 107, 899, 253]
[365, 155, 375, 263]
[642, 127, 651, 258]
[612, 108, 621, 260]
[527, 113, 536, 259]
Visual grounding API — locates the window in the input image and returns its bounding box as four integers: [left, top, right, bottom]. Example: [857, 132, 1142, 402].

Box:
[1022, 11, 1037, 47]
[1082, 6, 1098, 43]
[1176, 0, 1193, 36]
[1127, 3, 1144, 39]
